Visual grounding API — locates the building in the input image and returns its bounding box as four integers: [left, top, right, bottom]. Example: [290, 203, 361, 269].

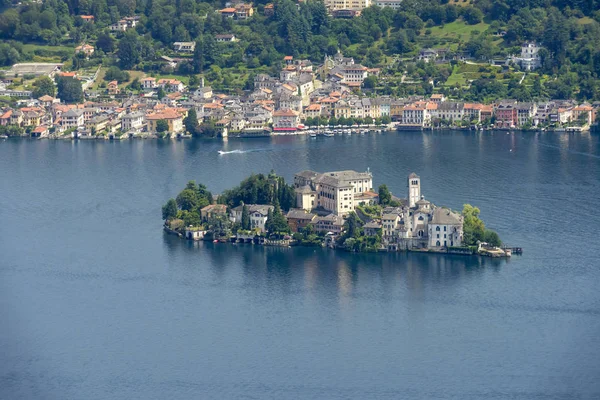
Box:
[402, 101, 436, 126]
[516, 103, 537, 127]
[200, 204, 228, 222]
[219, 3, 254, 19]
[294, 169, 373, 216]
[418, 48, 438, 63]
[495, 101, 517, 128]
[229, 204, 274, 233]
[571, 104, 595, 125]
[325, 0, 371, 11]
[272, 109, 299, 132]
[215, 34, 237, 42]
[264, 3, 274, 16]
[173, 42, 196, 53]
[431, 101, 464, 124]
[121, 112, 146, 131]
[141, 77, 157, 90]
[515, 42, 541, 71]
[285, 209, 316, 232]
[61, 109, 84, 129]
[310, 214, 345, 234]
[428, 208, 463, 248]
[31, 125, 49, 137]
[146, 109, 183, 133]
[75, 44, 95, 57]
[375, 0, 404, 9]
[157, 79, 184, 93]
[107, 80, 120, 95]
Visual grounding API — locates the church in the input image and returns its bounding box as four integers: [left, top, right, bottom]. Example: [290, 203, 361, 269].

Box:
[365, 173, 464, 251]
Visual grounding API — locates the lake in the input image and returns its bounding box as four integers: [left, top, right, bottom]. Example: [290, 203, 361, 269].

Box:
[1, 131, 600, 399]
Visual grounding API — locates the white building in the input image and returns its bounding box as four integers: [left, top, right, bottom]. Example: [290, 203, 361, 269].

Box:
[229, 204, 274, 233]
[515, 42, 541, 71]
[121, 112, 146, 131]
[61, 109, 84, 129]
[428, 208, 463, 248]
[375, 0, 403, 9]
[325, 0, 371, 11]
[294, 169, 373, 216]
[173, 42, 196, 53]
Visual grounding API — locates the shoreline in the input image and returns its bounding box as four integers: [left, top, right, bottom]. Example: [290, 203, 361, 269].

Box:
[1, 125, 594, 141]
[163, 226, 518, 258]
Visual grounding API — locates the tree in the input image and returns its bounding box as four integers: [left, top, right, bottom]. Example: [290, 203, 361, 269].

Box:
[176, 188, 198, 211]
[378, 184, 392, 206]
[96, 32, 115, 53]
[32, 76, 55, 98]
[104, 66, 130, 83]
[156, 119, 169, 133]
[363, 75, 378, 89]
[118, 31, 140, 70]
[184, 108, 201, 136]
[162, 198, 178, 220]
[343, 212, 363, 239]
[483, 229, 502, 247]
[265, 202, 289, 234]
[157, 86, 166, 100]
[241, 204, 250, 230]
[56, 76, 83, 103]
[462, 204, 485, 245]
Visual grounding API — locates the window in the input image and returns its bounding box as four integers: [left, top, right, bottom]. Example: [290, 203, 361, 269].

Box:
[444, 226, 447, 231]
[436, 226, 440, 231]
[436, 234, 439, 238]
[436, 241, 440, 246]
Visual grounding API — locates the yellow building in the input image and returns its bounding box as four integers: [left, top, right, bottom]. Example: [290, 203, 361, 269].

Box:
[146, 109, 184, 133]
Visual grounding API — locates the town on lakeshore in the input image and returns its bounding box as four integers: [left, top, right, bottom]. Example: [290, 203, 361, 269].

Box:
[163, 170, 514, 257]
[1, 48, 598, 139]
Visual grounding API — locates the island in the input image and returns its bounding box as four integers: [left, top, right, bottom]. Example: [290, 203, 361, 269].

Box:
[162, 170, 512, 257]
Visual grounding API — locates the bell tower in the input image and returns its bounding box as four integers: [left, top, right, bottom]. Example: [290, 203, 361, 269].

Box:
[408, 173, 420, 208]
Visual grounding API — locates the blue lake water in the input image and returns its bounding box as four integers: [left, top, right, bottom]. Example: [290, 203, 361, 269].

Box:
[1, 131, 600, 399]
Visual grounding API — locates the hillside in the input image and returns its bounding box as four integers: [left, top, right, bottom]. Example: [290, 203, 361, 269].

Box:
[0, 0, 599, 100]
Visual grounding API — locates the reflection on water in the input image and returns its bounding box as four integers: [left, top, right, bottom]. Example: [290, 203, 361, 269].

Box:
[163, 233, 505, 304]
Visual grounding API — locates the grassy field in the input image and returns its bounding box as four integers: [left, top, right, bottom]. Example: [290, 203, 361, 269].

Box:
[443, 62, 519, 87]
[21, 44, 74, 53]
[427, 20, 490, 42]
[577, 17, 595, 25]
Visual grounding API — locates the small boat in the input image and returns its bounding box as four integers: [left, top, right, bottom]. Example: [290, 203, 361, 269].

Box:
[213, 239, 219, 243]
[324, 133, 334, 137]
[0, 135, 7, 139]
[310, 133, 317, 137]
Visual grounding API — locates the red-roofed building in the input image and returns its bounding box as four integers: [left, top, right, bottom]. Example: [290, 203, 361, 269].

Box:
[273, 109, 299, 131]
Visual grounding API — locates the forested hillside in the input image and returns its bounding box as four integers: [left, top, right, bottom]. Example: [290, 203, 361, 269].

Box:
[1, 0, 600, 100]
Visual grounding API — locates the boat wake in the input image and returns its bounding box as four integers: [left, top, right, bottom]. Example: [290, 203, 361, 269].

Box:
[218, 149, 249, 155]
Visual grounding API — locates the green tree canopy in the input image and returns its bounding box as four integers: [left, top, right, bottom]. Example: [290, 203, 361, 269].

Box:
[378, 184, 392, 206]
[162, 198, 178, 220]
[56, 76, 83, 104]
[32, 76, 55, 98]
[156, 119, 169, 133]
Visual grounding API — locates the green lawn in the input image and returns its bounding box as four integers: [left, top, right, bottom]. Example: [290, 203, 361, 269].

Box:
[426, 20, 490, 42]
[21, 43, 74, 53]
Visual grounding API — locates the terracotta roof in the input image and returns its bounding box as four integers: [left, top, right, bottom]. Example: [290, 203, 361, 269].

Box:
[220, 7, 236, 12]
[147, 109, 182, 120]
[32, 125, 48, 133]
[273, 109, 298, 117]
[284, 56, 293, 60]
[38, 95, 54, 102]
